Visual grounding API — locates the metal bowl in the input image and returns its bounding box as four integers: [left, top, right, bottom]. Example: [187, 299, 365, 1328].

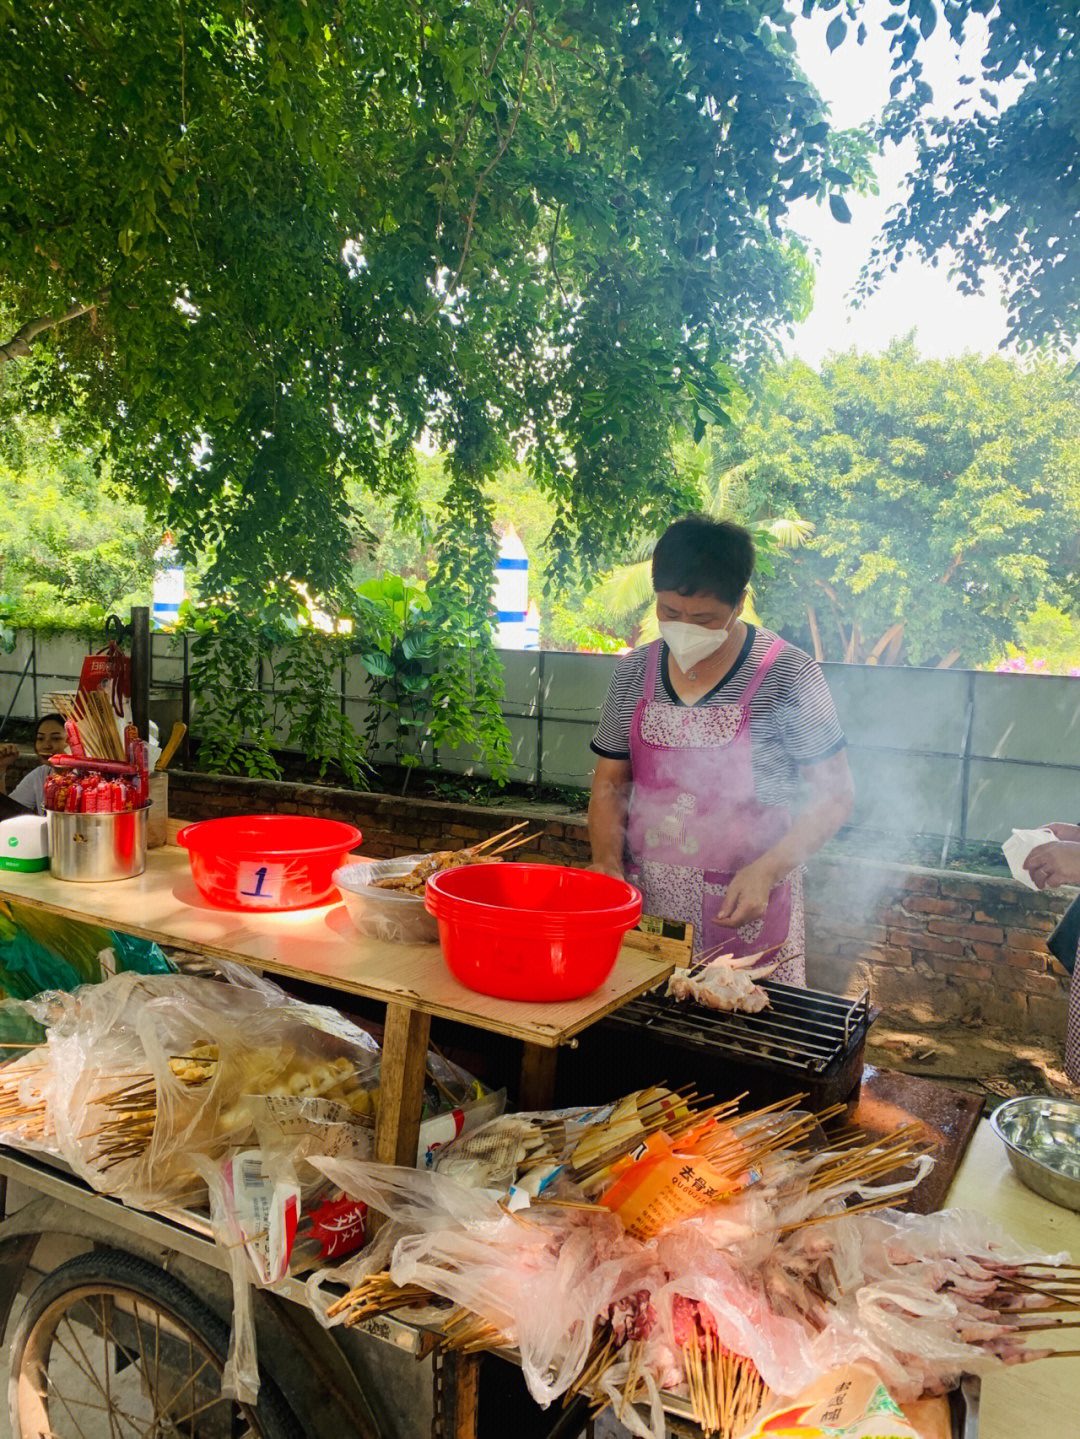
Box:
[990, 1095, 1080, 1212]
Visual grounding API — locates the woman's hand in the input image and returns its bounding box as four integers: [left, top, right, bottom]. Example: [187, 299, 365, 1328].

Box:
[1046, 823, 1080, 843]
[714, 859, 777, 929]
[1025, 840, 1080, 890]
[0, 743, 19, 770]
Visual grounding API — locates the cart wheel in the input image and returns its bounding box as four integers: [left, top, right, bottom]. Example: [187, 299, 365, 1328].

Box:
[9, 1248, 302, 1439]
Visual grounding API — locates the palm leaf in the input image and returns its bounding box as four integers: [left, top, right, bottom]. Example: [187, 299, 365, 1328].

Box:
[760, 516, 814, 548]
[594, 559, 655, 622]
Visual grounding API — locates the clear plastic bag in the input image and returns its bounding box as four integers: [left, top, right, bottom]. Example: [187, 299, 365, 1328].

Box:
[44, 971, 381, 1209]
[333, 857, 440, 942]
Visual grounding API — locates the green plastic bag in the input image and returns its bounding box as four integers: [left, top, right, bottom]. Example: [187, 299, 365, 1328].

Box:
[0, 900, 172, 1001]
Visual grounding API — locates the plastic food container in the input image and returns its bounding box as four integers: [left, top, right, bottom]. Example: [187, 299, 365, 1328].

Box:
[334, 857, 440, 944]
[177, 815, 362, 911]
[425, 863, 642, 1001]
[48, 807, 148, 882]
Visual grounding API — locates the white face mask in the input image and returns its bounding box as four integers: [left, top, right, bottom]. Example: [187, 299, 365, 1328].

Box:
[658, 619, 729, 674]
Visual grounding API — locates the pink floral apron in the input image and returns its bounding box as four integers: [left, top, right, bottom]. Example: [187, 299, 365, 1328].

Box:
[626, 637, 804, 980]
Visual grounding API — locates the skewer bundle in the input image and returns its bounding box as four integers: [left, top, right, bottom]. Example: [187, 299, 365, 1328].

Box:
[0, 1054, 49, 1143]
[47, 689, 125, 761]
[680, 1339, 768, 1438]
[87, 1063, 214, 1172]
[373, 822, 541, 894]
[326, 1272, 442, 1326]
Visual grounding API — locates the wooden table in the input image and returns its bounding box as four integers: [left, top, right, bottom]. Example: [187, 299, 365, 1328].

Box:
[946, 1118, 1080, 1439]
[0, 847, 673, 1172]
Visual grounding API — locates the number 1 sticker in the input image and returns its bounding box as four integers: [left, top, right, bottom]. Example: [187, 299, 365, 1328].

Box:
[236, 861, 285, 907]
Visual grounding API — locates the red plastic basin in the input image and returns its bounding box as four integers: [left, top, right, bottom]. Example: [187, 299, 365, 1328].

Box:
[177, 815, 362, 911]
[425, 863, 642, 1001]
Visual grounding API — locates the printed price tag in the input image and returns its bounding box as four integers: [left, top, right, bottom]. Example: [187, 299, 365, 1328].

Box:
[221, 1150, 300, 1285]
[235, 861, 286, 907]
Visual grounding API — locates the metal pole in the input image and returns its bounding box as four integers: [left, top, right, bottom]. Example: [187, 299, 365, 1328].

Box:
[130, 606, 151, 740]
[0, 647, 34, 740]
[181, 632, 192, 767]
[536, 649, 545, 793]
[959, 668, 976, 843]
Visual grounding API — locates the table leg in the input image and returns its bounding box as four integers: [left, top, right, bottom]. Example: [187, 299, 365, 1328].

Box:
[371, 1003, 431, 1237]
[519, 1042, 558, 1110]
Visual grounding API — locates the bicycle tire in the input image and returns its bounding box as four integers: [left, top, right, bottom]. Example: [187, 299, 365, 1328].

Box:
[9, 1247, 303, 1439]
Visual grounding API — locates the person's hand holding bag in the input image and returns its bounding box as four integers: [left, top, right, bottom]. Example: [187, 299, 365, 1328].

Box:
[1025, 840, 1080, 890]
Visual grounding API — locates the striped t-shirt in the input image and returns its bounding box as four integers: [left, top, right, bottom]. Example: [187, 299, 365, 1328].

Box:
[590, 626, 845, 809]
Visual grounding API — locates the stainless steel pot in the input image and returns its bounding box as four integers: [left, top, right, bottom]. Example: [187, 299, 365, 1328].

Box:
[990, 1094, 1080, 1212]
[47, 807, 148, 882]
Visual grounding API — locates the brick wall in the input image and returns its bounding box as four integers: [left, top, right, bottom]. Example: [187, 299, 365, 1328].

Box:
[168, 772, 1072, 1041]
[803, 856, 1070, 1033]
[168, 771, 591, 864]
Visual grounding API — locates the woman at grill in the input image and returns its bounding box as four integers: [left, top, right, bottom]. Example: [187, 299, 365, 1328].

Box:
[588, 514, 854, 985]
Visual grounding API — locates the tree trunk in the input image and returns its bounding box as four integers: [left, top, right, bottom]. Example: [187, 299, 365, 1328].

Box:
[806, 606, 824, 662]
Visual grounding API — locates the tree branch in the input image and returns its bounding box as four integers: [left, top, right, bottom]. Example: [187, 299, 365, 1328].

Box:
[0, 298, 105, 365]
[429, 5, 536, 318]
[549, 202, 568, 302]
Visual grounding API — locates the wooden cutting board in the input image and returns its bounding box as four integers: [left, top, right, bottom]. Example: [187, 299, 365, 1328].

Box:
[848, 1065, 986, 1214]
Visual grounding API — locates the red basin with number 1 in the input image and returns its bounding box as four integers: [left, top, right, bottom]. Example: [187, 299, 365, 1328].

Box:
[177, 815, 362, 911]
[425, 863, 642, 1001]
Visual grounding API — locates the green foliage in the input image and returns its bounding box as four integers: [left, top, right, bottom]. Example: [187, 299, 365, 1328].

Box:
[182, 569, 514, 786]
[720, 340, 1080, 666]
[354, 575, 437, 779]
[0, 0, 870, 614]
[855, 0, 1080, 348]
[0, 346, 158, 627]
[184, 605, 282, 780]
[998, 603, 1080, 676]
[274, 628, 372, 790]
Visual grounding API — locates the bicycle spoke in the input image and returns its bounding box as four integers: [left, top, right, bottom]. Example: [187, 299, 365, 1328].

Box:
[43, 1375, 147, 1430]
[169, 1392, 236, 1430]
[54, 1318, 116, 1407]
[48, 1329, 145, 1436]
[131, 1298, 164, 1434]
[39, 1370, 93, 1439]
[99, 1296, 120, 1439]
[157, 1351, 217, 1422]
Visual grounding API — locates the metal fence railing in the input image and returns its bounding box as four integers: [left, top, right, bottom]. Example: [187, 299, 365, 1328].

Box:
[3, 629, 1079, 847]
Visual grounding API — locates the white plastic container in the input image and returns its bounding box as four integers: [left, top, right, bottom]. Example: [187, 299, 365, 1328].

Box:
[334, 856, 440, 943]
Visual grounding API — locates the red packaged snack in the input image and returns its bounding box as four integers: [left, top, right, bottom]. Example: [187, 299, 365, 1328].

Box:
[109, 781, 125, 812]
[66, 782, 82, 813]
[64, 720, 86, 760]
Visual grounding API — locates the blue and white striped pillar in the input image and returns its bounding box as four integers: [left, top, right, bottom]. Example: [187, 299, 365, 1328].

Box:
[525, 600, 540, 650]
[493, 525, 528, 649]
[152, 535, 185, 629]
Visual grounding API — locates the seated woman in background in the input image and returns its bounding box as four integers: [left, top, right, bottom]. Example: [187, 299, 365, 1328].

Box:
[1025, 825, 1080, 1085]
[0, 714, 69, 815]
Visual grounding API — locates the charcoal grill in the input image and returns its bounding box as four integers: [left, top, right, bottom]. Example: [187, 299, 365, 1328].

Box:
[558, 981, 875, 1111]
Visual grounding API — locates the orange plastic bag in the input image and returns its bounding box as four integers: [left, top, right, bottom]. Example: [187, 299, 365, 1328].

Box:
[599, 1129, 752, 1240]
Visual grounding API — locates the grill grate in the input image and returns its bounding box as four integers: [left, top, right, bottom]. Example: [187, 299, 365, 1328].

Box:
[605, 982, 872, 1079]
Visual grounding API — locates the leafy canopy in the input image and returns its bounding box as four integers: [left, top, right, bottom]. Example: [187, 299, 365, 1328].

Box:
[0, 0, 870, 608]
[843, 0, 1080, 349]
[719, 339, 1080, 667]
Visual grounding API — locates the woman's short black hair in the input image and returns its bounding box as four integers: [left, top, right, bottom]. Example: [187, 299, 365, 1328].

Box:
[36, 713, 65, 731]
[651, 514, 755, 606]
